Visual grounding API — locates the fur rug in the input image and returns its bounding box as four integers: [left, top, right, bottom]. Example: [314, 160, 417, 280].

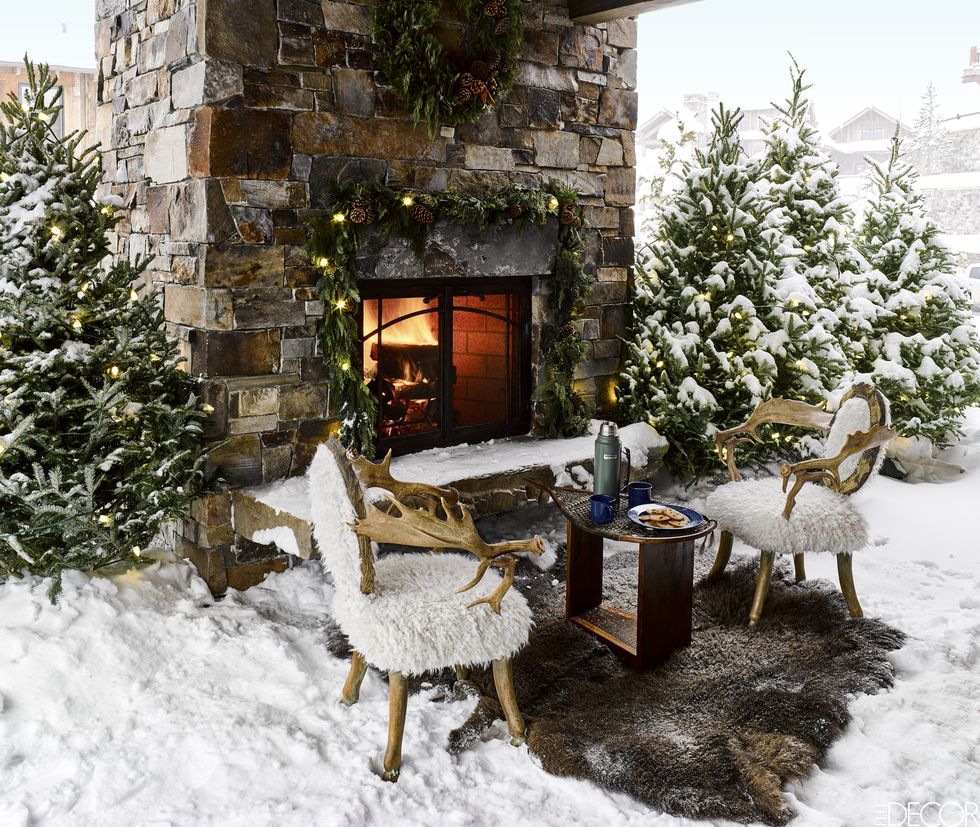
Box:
[446, 547, 906, 825]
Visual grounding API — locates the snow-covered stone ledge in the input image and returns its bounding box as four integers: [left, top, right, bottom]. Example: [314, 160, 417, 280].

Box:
[232, 422, 667, 561]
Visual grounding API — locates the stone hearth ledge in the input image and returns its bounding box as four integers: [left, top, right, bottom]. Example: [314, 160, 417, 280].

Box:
[231, 422, 667, 563]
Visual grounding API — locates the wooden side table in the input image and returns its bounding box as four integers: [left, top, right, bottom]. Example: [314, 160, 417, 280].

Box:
[536, 483, 716, 671]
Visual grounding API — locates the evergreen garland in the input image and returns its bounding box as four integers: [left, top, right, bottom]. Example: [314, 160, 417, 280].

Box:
[307, 179, 591, 455]
[373, 0, 523, 136]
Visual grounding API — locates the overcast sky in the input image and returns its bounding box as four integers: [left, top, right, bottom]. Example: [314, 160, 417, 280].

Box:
[1, 1, 978, 133]
[638, 0, 980, 132]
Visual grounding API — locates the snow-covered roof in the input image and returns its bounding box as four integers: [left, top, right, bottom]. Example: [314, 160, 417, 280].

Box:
[828, 106, 911, 139]
[822, 137, 893, 155]
[917, 171, 980, 190]
[943, 111, 980, 133]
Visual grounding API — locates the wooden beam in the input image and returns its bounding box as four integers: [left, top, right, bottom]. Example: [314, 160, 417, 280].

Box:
[569, 0, 703, 25]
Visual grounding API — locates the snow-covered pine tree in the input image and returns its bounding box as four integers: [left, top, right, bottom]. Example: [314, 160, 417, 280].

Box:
[854, 134, 980, 445]
[621, 104, 843, 479]
[0, 60, 206, 594]
[908, 82, 952, 176]
[757, 59, 870, 372]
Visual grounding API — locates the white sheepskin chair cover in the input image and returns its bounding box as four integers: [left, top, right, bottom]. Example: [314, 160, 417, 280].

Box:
[706, 478, 869, 555]
[307, 444, 533, 676]
[707, 385, 889, 555]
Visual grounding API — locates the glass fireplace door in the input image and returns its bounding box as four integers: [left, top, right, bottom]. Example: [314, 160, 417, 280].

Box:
[360, 279, 530, 457]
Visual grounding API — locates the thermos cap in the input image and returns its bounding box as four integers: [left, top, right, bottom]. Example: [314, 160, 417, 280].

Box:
[599, 421, 619, 437]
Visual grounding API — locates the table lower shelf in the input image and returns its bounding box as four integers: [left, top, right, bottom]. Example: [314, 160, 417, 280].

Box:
[570, 604, 638, 658]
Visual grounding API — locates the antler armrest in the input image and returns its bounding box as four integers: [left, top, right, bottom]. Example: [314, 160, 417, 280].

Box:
[352, 450, 460, 506]
[351, 496, 544, 614]
[715, 398, 835, 481]
[778, 424, 898, 518]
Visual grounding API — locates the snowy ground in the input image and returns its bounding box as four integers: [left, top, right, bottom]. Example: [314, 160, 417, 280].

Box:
[2, 416, 980, 826]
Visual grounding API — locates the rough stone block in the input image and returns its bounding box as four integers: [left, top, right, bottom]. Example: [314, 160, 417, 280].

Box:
[279, 383, 328, 420]
[604, 166, 636, 207]
[165, 285, 234, 330]
[333, 68, 376, 117]
[598, 87, 638, 130]
[602, 236, 634, 267]
[321, 2, 373, 34]
[605, 18, 638, 49]
[144, 125, 187, 183]
[233, 386, 279, 417]
[170, 179, 237, 244]
[205, 433, 262, 486]
[232, 288, 306, 329]
[560, 27, 604, 72]
[465, 145, 515, 171]
[293, 112, 445, 162]
[202, 0, 278, 67]
[534, 131, 580, 169]
[193, 329, 282, 376]
[189, 108, 292, 180]
[279, 0, 324, 26]
[596, 137, 625, 166]
[204, 245, 285, 288]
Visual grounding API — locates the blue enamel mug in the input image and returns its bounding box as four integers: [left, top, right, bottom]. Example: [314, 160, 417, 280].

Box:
[590, 494, 617, 525]
[627, 481, 653, 509]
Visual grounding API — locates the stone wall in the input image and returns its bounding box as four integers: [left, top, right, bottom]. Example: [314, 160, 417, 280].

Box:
[95, 0, 639, 592]
[921, 186, 980, 235]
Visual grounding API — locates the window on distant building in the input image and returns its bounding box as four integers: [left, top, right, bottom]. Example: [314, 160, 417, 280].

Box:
[18, 81, 64, 139]
[860, 127, 885, 140]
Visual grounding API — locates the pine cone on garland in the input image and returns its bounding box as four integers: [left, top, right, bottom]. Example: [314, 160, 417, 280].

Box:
[410, 203, 435, 224]
[349, 198, 375, 225]
[486, 50, 502, 70]
[470, 60, 490, 81]
[569, 286, 582, 301]
[494, 18, 510, 36]
[457, 72, 476, 104]
[484, 0, 507, 18]
[561, 322, 575, 337]
[560, 203, 582, 228]
[507, 203, 523, 219]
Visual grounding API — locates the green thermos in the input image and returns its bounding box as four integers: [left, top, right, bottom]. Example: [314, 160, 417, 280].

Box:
[594, 422, 631, 498]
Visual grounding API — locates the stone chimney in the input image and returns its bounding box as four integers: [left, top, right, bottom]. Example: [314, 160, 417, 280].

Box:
[95, 0, 639, 593]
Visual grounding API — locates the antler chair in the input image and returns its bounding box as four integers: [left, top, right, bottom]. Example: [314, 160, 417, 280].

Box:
[308, 439, 544, 781]
[705, 383, 897, 626]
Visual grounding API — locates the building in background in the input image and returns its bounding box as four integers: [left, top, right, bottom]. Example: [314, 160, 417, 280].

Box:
[824, 107, 913, 176]
[964, 45, 979, 86]
[0, 60, 97, 151]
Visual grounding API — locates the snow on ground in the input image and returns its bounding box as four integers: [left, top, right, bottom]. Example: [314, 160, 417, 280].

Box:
[2, 414, 980, 826]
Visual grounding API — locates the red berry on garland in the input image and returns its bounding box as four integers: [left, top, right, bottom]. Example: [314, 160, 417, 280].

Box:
[410, 203, 435, 224]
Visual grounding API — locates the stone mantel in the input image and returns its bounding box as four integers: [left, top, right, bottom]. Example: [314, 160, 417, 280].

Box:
[356, 220, 560, 280]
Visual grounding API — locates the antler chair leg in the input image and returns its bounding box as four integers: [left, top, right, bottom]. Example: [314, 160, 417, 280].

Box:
[793, 554, 806, 583]
[492, 658, 526, 747]
[749, 551, 776, 627]
[836, 553, 864, 618]
[383, 671, 408, 782]
[706, 530, 734, 581]
[341, 650, 368, 706]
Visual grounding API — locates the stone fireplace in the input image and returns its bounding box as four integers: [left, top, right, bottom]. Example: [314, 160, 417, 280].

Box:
[95, 0, 638, 591]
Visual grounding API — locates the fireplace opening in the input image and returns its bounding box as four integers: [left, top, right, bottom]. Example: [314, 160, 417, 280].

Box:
[360, 278, 532, 456]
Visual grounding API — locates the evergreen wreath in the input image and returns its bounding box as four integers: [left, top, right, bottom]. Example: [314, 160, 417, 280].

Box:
[307, 180, 592, 456]
[373, 0, 524, 136]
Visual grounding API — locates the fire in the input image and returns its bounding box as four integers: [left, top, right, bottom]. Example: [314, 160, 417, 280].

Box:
[362, 297, 439, 382]
[362, 297, 437, 346]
